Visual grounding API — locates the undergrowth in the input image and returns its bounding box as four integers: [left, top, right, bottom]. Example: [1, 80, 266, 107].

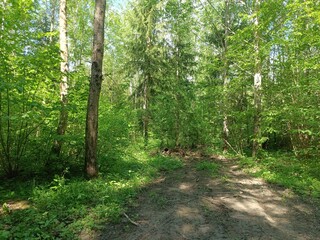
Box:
[239, 152, 320, 199]
[0, 150, 182, 239]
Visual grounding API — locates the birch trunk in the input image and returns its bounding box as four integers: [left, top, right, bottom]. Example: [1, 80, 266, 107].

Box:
[222, 0, 230, 152]
[143, 75, 149, 146]
[85, 0, 106, 178]
[252, 0, 262, 158]
[52, 0, 69, 157]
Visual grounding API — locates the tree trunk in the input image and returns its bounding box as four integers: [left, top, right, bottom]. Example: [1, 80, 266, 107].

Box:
[52, 0, 69, 157]
[85, 0, 106, 179]
[143, 31, 152, 147]
[222, 0, 230, 152]
[252, 0, 262, 158]
[143, 75, 149, 146]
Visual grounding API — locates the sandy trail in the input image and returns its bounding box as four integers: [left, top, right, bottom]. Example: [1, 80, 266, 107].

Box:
[100, 155, 320, 240]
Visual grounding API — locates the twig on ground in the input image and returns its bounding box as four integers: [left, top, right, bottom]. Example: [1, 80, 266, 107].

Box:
[123, 213, 139, 226]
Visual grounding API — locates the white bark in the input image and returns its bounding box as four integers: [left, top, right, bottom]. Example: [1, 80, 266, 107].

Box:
[59, 0, 68, 100]
[254, 72, 261, 88]
[253, 0, 262, 158]
[51, 0, 69, 158]
[222, 0, 230, 152]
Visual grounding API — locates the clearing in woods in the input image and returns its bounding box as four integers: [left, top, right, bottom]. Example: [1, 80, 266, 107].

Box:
[99, 154, 320, 240]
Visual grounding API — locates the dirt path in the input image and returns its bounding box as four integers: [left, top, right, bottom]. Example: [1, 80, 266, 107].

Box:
[99, 155, 320, 240]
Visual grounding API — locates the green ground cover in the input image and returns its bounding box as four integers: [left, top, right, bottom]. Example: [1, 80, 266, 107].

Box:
[0, 150, 182, 239]
[240, 153, 320, 199]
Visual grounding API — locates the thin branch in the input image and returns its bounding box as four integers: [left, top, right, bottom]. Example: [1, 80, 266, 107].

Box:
[224, 139, 239, 155]
[123, 213, 139, 226]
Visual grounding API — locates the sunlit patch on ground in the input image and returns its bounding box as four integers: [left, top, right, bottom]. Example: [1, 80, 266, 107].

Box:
[178, 182, 193, 191]
[0, 200, 30, 215]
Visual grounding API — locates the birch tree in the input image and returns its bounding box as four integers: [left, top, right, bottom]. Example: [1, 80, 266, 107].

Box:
[52, 0, 69, 157]
[252, 0, 262, 157]
[222, 0, 230, 152]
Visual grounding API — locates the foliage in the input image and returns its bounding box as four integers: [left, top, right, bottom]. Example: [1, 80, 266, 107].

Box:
[0, 0, 60, 177]
[1, 0, 318, 174]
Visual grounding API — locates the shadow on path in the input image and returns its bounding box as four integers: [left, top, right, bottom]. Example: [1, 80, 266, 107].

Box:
[98, 155, 320, 240]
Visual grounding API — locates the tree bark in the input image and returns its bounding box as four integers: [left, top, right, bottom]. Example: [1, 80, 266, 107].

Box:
[143, 74, 149, 146]
[52, 0, 69, 157]
[252, 0, 262, 158]
[222, 0, 230, 153]
[85, 0, 106, 179]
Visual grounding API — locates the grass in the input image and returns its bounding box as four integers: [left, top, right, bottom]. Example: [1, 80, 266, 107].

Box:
[150, 155, 183, 171]
[239, 152, 320, 199]
[0, 150, 183, 239]
[195, 161, 220, 177]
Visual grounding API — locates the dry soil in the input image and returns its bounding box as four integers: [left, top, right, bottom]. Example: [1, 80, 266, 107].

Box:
[99, 154, 320, 240]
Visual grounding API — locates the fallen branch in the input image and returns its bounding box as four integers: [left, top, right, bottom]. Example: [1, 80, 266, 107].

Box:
[224, 140, 239, 155]
[123, 213, 139, 226]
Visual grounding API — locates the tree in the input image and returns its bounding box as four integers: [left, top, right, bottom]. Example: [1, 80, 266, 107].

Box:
[85, 0, 106, 178]
[222, 0, 230, 152]
[125, 0, 159, 146]
[127, 0, 199, 149]
[252, 0, 262, 157]
[51, 0, 69, 158]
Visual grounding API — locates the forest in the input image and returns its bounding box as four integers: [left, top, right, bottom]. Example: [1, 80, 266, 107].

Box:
[0, 0, 320, 239]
